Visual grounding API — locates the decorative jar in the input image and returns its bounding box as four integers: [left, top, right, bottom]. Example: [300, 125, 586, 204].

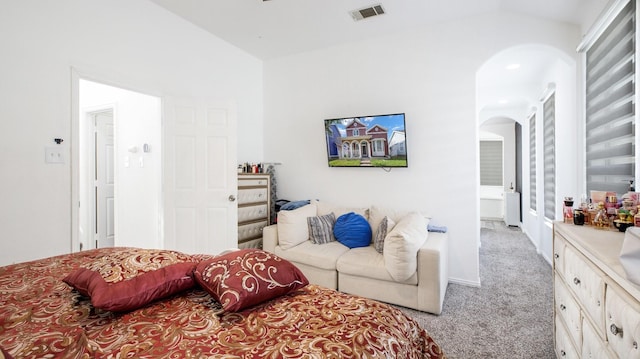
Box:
[593, 202, 610, 229]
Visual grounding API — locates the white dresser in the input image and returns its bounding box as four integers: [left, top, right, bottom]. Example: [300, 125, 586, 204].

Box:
[237, 174, 271, 249]
[553, 222, 640, 358]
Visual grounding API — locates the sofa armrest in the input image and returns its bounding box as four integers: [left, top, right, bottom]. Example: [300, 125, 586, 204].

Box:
[262, 224, 279, 253]
[417, 232, 449, 314]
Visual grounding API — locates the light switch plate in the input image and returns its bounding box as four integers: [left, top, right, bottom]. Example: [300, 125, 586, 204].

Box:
[45, 147, 64, 164]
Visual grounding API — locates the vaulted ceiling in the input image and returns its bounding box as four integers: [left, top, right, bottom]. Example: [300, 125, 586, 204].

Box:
[150, 0, 609, 122]
[150, 0, 607, 60]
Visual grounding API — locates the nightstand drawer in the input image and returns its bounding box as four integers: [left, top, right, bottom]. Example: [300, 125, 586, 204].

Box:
[238, 220, 268, 242]
[238, 187, 268, 204]
[239, 178, 269, 187]
[238, 204, 268, 223]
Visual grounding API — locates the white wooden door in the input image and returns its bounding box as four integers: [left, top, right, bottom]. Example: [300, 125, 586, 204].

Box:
[163, 97, 238, 255]
[95, 111, 115, 248]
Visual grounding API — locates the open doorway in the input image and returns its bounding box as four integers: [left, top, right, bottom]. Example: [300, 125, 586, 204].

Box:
[476, 44, 577, 259]
[75, 78, 162, 251]
[79, 107, 115, 249]
[479, 119, 520, 224]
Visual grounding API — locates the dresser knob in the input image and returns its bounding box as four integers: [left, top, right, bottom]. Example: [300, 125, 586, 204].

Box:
[228, 195, 236, 202]
[573, 277, 581, 285]
[559, 304, 566, 311]
[554, 253, 560, 259]
[610, 324, 623, 337]
[560, 349, 566, 356]
[633, 341, 637, 350]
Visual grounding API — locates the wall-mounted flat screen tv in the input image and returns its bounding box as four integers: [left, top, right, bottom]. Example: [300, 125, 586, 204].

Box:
[324, 113, 407, 168]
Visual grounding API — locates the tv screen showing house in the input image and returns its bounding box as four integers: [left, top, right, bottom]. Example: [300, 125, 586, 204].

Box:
[324, 113, 407, 168]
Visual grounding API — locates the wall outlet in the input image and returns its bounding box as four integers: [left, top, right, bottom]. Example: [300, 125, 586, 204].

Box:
[45, 147, 64, 164]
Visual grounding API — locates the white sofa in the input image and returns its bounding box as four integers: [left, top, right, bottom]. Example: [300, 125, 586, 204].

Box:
[262, 200, 449, 315]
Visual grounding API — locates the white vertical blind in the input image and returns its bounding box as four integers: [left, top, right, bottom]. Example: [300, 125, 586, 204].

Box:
[480, 140, 503, 186]
[529, 114, 537, 211]
[584, 0, 635, 195]
[544, 94, 555, 220]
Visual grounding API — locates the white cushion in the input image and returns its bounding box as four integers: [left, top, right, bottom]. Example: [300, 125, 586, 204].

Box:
[311, 199, 368, 218]
[275, 240, 349, 270]
[368, 205, 409, 237]
[337, 246, 418, 285]
[277, 204, 317, 250]
[383, 212, 428, 282]
[369, 205, 431, 239]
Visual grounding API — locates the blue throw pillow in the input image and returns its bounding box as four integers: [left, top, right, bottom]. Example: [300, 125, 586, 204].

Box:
[333, 212, 372, 248]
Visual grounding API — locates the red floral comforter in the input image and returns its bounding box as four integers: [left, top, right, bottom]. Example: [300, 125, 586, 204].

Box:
[0, 248, 445, 358]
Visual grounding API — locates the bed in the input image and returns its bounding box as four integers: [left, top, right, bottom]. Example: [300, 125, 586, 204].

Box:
[0, 247, 445, 358]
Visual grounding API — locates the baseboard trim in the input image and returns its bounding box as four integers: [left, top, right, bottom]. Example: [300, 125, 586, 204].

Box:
[540, 251, 552, 266]
[523, 229, 552, 266]
[448, 277, 481, 287]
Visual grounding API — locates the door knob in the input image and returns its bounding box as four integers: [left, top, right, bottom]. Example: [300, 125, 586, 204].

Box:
[228, 195, 236, 202]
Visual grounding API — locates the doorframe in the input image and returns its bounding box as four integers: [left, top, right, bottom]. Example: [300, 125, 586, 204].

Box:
[71, 67, 164, 253]
[71, 69, 81, 253]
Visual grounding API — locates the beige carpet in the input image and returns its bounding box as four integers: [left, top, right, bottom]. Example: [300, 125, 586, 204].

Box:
[397, 221, 554, 358]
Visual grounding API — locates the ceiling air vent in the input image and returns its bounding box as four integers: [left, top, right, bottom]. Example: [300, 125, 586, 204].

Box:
[350, 4, 385, 21]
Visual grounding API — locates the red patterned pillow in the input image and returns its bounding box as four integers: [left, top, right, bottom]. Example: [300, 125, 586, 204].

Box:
[63, 248, 197, 312]
[194, 249, 309, 312]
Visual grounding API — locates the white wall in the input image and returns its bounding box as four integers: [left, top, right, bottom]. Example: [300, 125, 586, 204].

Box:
[521, 58, 578, 263]
[263, 11, 580, 285]
[0, 0, 262, 266]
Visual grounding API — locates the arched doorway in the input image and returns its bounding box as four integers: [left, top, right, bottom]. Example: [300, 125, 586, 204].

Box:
[476, 44, 577, 258]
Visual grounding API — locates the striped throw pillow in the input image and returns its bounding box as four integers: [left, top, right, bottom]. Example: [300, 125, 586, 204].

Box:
[374, 216, 396, 253]
[307, 213, 336, 244]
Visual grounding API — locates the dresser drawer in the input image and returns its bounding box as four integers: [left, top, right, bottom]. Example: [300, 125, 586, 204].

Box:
[238, 204, 268, 223]
[582, 316, 615, 359]
[555, 274, 582, 349]
[238, 187, 268, 204]
[554, 233, 567, 277]
[564, 244, 605, 337]
[238, 220, 268, 242]
[555, 315, 579, 359]
[239, 178, 269, 187]
[605, 282, 640, 359]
